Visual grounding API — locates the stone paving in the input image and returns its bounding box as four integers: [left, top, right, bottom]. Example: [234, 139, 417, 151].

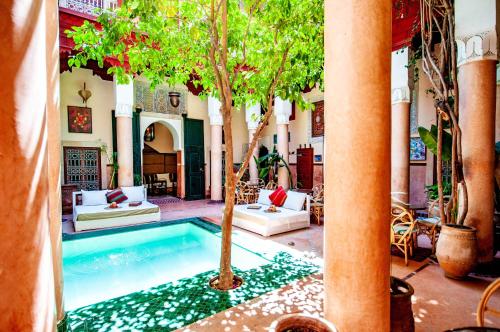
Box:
[63, 199, 500, 331]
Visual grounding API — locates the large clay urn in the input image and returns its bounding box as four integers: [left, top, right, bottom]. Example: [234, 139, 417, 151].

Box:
[436, 224, 478, 279]
[269, 314, 338, 332]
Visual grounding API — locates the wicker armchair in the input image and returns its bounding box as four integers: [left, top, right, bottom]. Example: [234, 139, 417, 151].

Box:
[235, 181, 255, 204]
[310, 184, 324, 225]
[391, 204, 417, 265]
[477, 278, 500, 327]
[416, 198, 442, 253]
[265, 180, 278, 190]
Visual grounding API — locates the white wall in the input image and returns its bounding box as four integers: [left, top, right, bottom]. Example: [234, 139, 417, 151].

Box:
[60, 68, 114, 188]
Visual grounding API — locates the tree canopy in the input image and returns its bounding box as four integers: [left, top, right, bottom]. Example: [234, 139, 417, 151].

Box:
[67, 0, 323, 110]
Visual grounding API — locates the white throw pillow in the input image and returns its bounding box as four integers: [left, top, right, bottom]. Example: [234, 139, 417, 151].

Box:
[257, 189, 273, 206]
[121, 186, 145, 202]
[81, 190, 108, 206]
[283, 191, 307, 211]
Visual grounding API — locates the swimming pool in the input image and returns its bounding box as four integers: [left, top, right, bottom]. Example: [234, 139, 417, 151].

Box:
[63, 219, 270, 310]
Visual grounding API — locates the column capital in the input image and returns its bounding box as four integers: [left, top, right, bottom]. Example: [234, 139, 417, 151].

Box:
[208, 96, 223, 126]
[274, 97, 292, 125]
[246, 103, 260, 130]
[114, 77, 134, 118]
[456, 29, 498, 67]
[115, 103, 133, 118]
[391, 86, 410, 104]
[391, 47, 410, 104]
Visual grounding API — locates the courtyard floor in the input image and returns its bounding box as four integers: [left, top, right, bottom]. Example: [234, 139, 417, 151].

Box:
[62, 199, 500, 331]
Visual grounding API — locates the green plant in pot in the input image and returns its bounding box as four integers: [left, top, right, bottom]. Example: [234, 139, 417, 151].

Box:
[417, 0, 476, 280]
[255, 146, 294, 189]
[99, 141, 119, 190]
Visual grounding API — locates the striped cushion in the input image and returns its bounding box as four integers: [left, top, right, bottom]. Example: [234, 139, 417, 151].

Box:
[106, 189, 128, 204]
[269, 186, 287, 207]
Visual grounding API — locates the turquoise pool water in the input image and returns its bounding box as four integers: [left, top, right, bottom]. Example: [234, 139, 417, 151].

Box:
[63, 221, 269, 310]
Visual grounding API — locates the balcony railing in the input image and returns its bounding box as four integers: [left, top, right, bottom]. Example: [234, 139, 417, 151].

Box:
[59, 0, 118, 16]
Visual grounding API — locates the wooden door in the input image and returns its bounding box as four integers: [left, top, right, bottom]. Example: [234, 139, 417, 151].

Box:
[184, 118, 205, 200]
[296, 147, 313, 189]
[63, 146, 102, 190]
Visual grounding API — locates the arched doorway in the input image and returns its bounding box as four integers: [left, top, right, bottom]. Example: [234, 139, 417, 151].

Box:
[142, 122, 179, 197]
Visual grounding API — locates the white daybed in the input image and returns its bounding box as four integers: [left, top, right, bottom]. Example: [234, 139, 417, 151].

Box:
[72, 187, 161, 232]
[231, 189, 310, 237]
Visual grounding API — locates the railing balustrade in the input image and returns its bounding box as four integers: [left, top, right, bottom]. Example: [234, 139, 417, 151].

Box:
[59, 0, 118, 16]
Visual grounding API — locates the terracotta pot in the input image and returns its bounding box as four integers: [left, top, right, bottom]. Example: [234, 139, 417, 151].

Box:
[269, 314, 337, 332]
[390, 276, 414, 332]
[106, 164, 115, 190]
[436, 224, 478, 279]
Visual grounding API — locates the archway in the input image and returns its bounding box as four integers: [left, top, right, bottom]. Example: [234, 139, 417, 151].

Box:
[142, 122, 179, 197]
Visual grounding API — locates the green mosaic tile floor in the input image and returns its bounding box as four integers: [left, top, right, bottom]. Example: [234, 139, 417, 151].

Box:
[65, 252, 320, 332]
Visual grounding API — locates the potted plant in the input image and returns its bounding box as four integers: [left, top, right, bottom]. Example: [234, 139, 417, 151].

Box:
[98, 141, 119, 190]
[255, 146, 294, 189]
[417, 0, 477, 279]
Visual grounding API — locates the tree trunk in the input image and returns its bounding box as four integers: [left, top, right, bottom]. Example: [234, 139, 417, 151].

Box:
[218, 101, 236, 290]
[437, 112, 446, 222]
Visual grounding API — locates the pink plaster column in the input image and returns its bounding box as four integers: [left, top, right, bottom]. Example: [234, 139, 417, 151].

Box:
[455, 1, 497, 262]
[274, 98, 291, 190]
[459, 60, 496, 262]
[115, 80, 134, 187]
[211, 124, 223, 201]
[248, 129, 259, 184]
[209, 97, 223, 201]
[324, 0, 391, 330]
[116, 116, 134, 186]
[46, 0, 64, 322]
[391, 101, 410, 204]
[246, 103, 261, 185]
[0, 0, 57, 330]
[276, 124, 289, 189]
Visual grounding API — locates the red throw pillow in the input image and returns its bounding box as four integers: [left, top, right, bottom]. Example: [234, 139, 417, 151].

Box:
[106, 189, 128, 204]
[269, 186, 287, 207]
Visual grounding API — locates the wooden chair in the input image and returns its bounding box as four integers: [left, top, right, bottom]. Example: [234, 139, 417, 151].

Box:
[310, 184, 324, 225]
[391, 204, 417, 265]
[477, 278, 500, 327]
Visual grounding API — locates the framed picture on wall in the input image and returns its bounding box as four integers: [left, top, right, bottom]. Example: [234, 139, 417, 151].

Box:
[68, 106, 92, 133]
[314, 154, 322, 163]
[410, 137, 426, 161]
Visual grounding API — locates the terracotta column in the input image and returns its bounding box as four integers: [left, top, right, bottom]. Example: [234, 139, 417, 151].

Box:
[391, 48, 411, 205]
[0, 0, 57, 330]
[456, 0, 497, 262]
[114, 79, 134, 187]
[324, 0, 391, 330]
[274, 98, 291, 190]
[246, 103, 260, 184]
[208, 97, 223, 202]
[46, 0, 65, 324]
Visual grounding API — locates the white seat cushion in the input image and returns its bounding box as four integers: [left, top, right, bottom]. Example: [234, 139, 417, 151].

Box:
[257, 189, 274, 205]
[231, 204, 310, 236]
[283, 191, 307, 211]
[121, 186, 145, 202]
[81, 190, 108, 206]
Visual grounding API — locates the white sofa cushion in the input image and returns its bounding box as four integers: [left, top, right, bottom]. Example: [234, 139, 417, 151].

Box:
[81, 190, 108, 206]
[283, 191, 307, 211]
[257, 189, 273, 205]
[121, 186, 145, 202]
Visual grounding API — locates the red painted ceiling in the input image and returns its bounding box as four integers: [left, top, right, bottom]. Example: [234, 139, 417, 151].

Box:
[60, 0, 420, 89]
